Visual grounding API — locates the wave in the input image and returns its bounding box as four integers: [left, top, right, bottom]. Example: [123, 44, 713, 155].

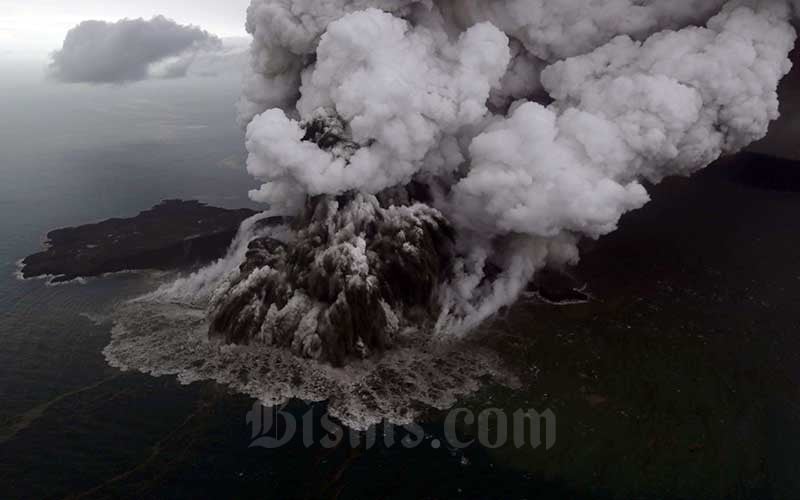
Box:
[104, 215, 518, 429]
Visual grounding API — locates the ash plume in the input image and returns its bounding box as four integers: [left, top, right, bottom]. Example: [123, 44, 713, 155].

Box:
[107, 0, 800, 425]
[219, 0, 796, 354]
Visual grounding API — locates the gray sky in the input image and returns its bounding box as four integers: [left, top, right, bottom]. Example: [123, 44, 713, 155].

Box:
[0, 0, 250, 60]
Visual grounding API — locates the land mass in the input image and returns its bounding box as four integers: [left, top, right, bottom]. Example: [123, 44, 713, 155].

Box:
[20, 151, 795, 291]
[20, 200, 257, 283]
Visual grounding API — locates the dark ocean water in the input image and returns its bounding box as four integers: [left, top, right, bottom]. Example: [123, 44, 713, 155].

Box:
[2, 67, 800, 499]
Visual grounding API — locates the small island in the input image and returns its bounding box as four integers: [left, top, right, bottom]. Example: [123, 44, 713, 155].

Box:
[20, 200, 257, 283]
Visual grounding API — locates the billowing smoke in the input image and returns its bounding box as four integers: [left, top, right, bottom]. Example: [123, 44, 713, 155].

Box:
[49, 16, 223, 83]
[106, 0, 800, 426]
[211, 0, 796, 361]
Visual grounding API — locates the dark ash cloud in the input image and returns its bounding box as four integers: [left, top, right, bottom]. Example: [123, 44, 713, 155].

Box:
[49, 16, 223, 84]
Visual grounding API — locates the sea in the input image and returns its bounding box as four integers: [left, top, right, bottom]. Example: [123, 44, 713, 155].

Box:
[2, 61, 800, 499]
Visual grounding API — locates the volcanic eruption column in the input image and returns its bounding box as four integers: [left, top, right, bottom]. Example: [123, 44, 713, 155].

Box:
[208, 0, 799, 365]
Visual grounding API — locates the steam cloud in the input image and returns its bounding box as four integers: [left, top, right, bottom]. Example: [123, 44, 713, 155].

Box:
[106, 0, 800, 427]
[226, 0, 796, 344]
[49, 16, 223, 83]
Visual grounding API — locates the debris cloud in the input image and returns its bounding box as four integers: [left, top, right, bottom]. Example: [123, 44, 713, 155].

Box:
[107, 0, 800, 426]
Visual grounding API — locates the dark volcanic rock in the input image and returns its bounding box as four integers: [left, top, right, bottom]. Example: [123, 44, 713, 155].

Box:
[725, 151, 800, 192]
[207, 109, 457, 366]
[208, 190, 456, 366]
[527, 267, 590, 304]
[21, 200, 257, 283]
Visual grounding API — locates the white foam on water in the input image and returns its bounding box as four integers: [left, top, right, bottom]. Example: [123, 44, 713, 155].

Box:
[45, 276, 88, 287]
[13, 259, 28, 281]
[142, 211, 289, 305]
[105, 296, 519, 430]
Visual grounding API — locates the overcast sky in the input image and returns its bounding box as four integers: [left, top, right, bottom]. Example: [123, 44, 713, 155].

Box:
[0, 0, 250, 60]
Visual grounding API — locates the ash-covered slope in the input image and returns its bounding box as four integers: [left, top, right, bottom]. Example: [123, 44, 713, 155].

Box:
[209, 114, 456, 365]
[20, 200, 256, 283]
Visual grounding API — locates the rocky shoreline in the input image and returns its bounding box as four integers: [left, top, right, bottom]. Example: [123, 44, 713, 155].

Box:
[20, 200, 256, 284]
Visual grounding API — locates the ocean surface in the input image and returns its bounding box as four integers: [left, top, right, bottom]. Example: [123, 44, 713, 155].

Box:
[2, 64, 800, 499]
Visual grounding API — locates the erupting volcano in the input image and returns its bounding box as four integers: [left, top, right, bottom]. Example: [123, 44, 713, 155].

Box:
[211, 0, 797, 354]
[106, 0, 800, 427]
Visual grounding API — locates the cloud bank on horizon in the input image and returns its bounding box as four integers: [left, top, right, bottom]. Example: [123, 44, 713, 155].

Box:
[49, 15, 231, 83]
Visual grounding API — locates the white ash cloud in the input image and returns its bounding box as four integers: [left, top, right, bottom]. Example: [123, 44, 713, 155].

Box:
[49, 16, 224, 83]
[104, 0, 800, 428]
[237, 0, 796, 333]
[435, 0, 730, 61]
[455, 1, 795, 239]
[236, 0, 732, 120]
[245, 8, 510, 208]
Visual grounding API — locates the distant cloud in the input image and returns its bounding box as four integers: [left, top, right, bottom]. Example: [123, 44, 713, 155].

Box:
[155, 37, 250, 80]
[49, 16, 224, 84]
[219, 154, 246, 170]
